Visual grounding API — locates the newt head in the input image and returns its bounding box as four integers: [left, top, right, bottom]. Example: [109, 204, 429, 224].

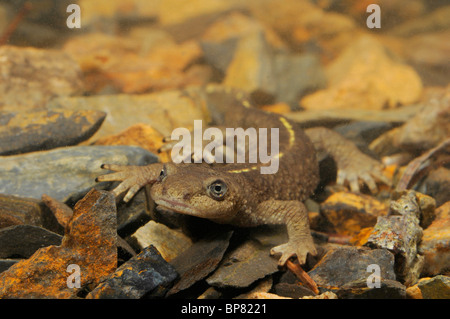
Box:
[150, 163, 242, 223]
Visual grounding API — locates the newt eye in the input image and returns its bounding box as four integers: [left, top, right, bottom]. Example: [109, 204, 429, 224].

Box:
[158, 166, 167, 181]
[207, 180, 227, 200]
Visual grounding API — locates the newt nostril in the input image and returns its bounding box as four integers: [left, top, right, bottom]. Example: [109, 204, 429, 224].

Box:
[182, 192, 191, 201]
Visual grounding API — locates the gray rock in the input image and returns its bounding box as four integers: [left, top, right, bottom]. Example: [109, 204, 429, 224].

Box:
[308, 246, 396, 288]
[167, 230, 233, 296]
[87, 245, 178, 299]
[0, 109, 106, 156]
[0, 225, 62, 258]
[0, 145, 158, 203]
[206, 226, 287, 289]
[337, 278, 406, 299]
[0, 45, 84, 107]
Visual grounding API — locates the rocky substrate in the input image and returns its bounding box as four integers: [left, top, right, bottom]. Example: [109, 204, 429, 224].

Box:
[0, 0, 449, 299]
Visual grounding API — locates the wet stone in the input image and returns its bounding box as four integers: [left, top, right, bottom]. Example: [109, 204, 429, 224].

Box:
[420, 167, 450, 207]
[206, 226, 286, 289]
[87, 245, 178, 299]
[320, 192, 388, 236]
[308, 246, 396, 290]
[0, 45, 84, 108]
[0, 145, 158, 203]
[337, 278, 406, 299]
[0, 194, 48, 230]
[116, 189, 152, 238]
[416, 275, 450, 299]
[0, 225, 62, 259]
[0, 189, 117, 298]
[0, 109, 106, 156]
[167, 230, 233, 296]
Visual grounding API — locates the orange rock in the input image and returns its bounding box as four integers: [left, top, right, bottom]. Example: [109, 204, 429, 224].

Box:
[419, 201, 450, 276]
[320, 192, 388, 236]
[350, 227, 374, 246]
[300, 35, 423, 111]
[94, 123, 170, 163]
[0, 189, 117, 298]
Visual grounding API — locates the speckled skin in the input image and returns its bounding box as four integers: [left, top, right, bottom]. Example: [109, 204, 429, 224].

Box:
[97, 86, 389, 266]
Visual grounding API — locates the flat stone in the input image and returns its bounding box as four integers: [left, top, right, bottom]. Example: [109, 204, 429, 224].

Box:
[273, 283, 315, 299]
[48, 89, 204, 139]
[0, 189, 117, 298]
[320, 192, 388, 236]
[308, 246, 396, 289]
[87, 245, 178, 299]
[0, 145, 158, 203]
[0, 225, 62, 259]
[0, 45, 84, 108]
[0, 194, 47, 229]
[206, 226, 286, 289]
[0, 109, 106, 156]
[131, 220, 192, 262]
[167, 230, 233, 296]
[337, 278, 406, 299]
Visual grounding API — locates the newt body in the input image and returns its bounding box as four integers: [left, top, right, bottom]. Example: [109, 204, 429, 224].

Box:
[97, 86, 388, 266]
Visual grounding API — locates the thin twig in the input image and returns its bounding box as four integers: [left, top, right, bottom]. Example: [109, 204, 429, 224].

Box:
[0, 2, 32, 46]
[286, 260, 320, 295]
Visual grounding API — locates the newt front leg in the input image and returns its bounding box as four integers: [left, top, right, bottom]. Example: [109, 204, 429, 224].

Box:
[96, 163, 164, 202]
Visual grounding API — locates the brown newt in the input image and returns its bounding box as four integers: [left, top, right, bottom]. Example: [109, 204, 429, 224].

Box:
[96, 86, 389, 266]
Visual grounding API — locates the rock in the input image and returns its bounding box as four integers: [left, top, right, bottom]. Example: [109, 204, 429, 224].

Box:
[300, 35, 422, 111]
[41, 194, 73, 229]
[390, 5, 450, 37]
[223, 32, 277, 105]
[285, 103, 424, 129]
[116, 189, 152, 238]
[62, 31, 203, 94]
[401, 31, 450, 87]
[370, 87, 450, 156]
[130, 220, 193, 262]
[366, 191, 428, 284]
[272, 52, 326, 108]
[158, 0, 238, 41]
[0, 225, 62, 258]
[308, 246, 396, 289]
[273, 283, 315, 299]
[0, 189, 117, 298]
[420, 167, 450, 207]
[0, 109, 106, 156]
[167, 230, 233, 296]
[419, 201, 450, 276]
[0, 45, 84, 108]
[48, 89, 204, 139]
[301, 291, 338, 299]
[0, 194, 50, 230]
[0, 145, 158, 203]
[319, 192, 388, 236]
[408, 276, 450, 299]
[207, 226, 286, 289]
[200, 12, 285, 73]
[94, 123, 171, 163]
[337, 278, 406, 299]
[0, 259, 18, 273]
[78, 0, 160, 29]
[86, 245, 178, 299]
[242, 292, 291, 299]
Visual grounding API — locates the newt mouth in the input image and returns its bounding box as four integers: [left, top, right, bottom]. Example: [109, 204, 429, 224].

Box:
[154, 198, 195, 215]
